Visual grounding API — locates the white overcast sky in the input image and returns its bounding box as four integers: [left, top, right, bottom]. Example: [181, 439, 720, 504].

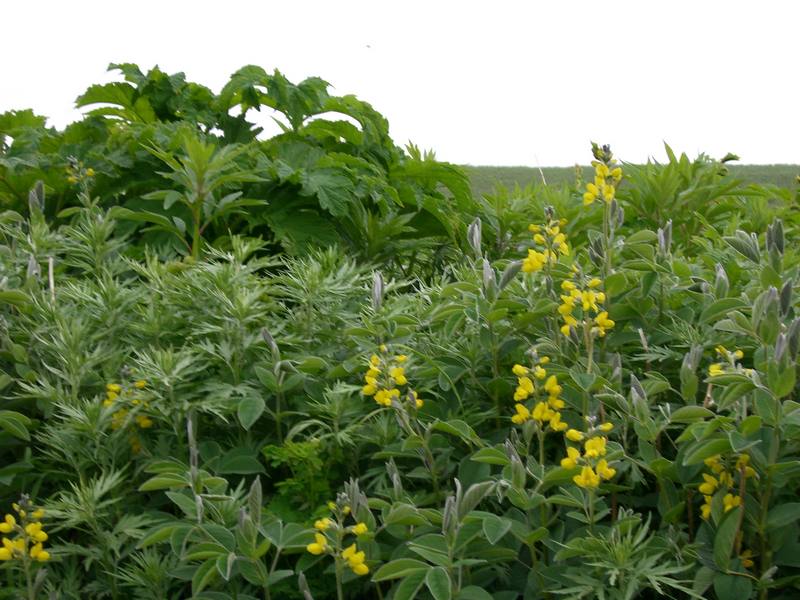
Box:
[2, 1, 798, 166]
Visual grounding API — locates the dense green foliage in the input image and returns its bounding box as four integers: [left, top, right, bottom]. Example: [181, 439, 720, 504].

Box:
[466, 164, 800, 200]
[1, 64, 800, 600]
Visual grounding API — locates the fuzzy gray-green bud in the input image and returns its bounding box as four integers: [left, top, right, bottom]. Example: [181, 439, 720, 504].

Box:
[467, 217, 482, 258]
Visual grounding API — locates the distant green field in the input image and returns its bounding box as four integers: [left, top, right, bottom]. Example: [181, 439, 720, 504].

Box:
[465, 164, 800, 198]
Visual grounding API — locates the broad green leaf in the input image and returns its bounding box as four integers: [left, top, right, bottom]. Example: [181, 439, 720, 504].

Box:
[425, 566, 452, 600]
[372, 558, 429, 581]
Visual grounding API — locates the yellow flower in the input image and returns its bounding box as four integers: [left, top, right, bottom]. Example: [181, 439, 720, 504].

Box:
[306, 533, 328, 555]
[533, 233, 546, 244]
[733, 349, 744, 360]
[522, 249, 546, 273]
[561, 446, 581, 469]
[342, 543, 369, 575]
[533, 365, 547, 380]
[31, 509, 44, 520]
[588, 278, 602, 288]
[708, 363, 725, 377]
[370, 355, 381, 367]
[134, 379, 147, 389]
[544, 375, 562, 397]
[583, 436, 607, 458]
[136, 415, 153, 429]
[0, 514, 14, 533]
[740, 549, 754, 569]
[610, 167, 622, 181]
[596, 459, 616, 480]
[512, 364, 529, 377]
[566, 429, 584, 442]
[561, 280, 576, 291]
[389, 366, 407, 386]
[560, 324, 572, 337]
[573, 466, 600, 488]
[594, 311, 615, 335]
[700, 498, 712, 520]
[598, 422, 613, 433]
[85, 168, 95, 177]
[596, 164, 610, 178]
[107, 383, 122, 393]
[698, 473, 718, 495]
[0, 547, 11, 560]
[548, 396, 565, 410]
[723, 493, 741, 512]
[314, 518, 332, 531]
[511, 403, 531, 425]
[362, 383, 377, 396]
[531, 402, 553, 423]
[549, 412, 568, 432]
[351, 522, 368, 535]
[395, 355, 408, 363]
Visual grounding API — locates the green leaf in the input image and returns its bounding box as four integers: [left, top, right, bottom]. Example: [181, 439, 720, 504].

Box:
[482, 514, 511, 544]
[0, 411, 31, 441]
[432, 420, 482, 446]
[766, 503, 800, 531]
[391, 571, 427, 600]
[192, 558, 219, 595]
[372, 558, 429, 581]
[458, 586, 494, 600]
[216, 447, 265, 475]
[470, 447, 510, 466]
[425, 567, 452, 600]
[713, 573, 752, 600]
[138, 473, 189, 491]
[713, 507, 741, 570]
[670, 406, 714, 423]
[683, 438, 732, 466]
[237, 396, 265, 430]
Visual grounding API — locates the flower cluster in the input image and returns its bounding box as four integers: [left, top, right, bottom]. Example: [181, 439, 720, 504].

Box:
[361, 346, 422, 410]
[509, 357, 568, 433]
[66, 156, 95, 185]
[558, 278, 614, 338]
[104, 379, 152, 430]
[582, 146, 622, 206]
[306, 503, 371, 576]
[522, 217, 570, 273]
[0, 500, 50, 562]
[699, 453, 754, 519]
[560, 421, 616, 489]
[708, 345, 747, 378]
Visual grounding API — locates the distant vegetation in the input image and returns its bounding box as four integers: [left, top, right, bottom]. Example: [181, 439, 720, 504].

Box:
[466, 164, 799, 197]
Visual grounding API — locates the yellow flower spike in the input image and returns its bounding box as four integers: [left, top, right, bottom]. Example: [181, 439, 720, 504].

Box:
[566, 429, 584, 442]
[573, 466, 600, 489]
[723, 493, 742, 512]
[560, 446, 581, 469]
[314, 518, 332, 531]
[511, 403, 531, 424]
[512, 364, 529, 377]
[522, 249, 546, 273]
[306, 532, 328, 555]
[597, 459, 616, 480]
[708, 363, 725, 377]
[352, 522, 368, 535]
